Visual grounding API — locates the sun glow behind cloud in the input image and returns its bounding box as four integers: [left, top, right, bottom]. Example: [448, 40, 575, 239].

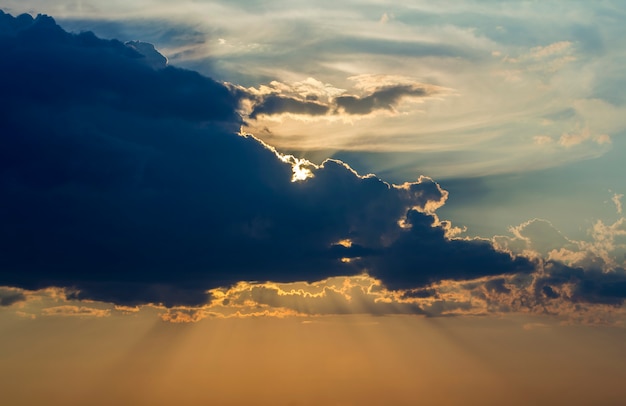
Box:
[1, 5, 625, 321]
[1, 4, 626, 404]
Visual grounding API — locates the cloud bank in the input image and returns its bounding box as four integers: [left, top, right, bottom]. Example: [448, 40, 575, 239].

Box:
[1, 11, 624, 320]
[0, 11, 537, 307]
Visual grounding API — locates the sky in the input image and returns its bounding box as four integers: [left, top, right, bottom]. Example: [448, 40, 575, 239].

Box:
[1, 2, 626, 405]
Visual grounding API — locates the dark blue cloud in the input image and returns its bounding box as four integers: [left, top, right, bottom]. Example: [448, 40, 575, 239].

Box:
[1, 14, 238, 123]
[537, 263, 626, 306]
[0, 11, 535, 306]
[365, 209, 533, 290]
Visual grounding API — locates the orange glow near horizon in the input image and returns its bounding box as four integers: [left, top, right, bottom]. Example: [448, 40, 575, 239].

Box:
[1, 309, 625, 406]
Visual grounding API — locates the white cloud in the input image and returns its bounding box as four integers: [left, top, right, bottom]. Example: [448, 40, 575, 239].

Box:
[612, 193, 623, 214]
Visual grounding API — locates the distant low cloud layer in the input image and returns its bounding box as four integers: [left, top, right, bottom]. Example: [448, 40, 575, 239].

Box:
[1, 11, 623, 313]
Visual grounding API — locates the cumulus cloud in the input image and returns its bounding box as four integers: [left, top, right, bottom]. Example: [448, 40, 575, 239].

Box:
[1, 13, 239, 123]
[497, 217, 626, 272]
[486, 217, 626, 318]
[3, 11, 623, 321]
[364, 210, 534, 290]
[0, 12, 532, 307]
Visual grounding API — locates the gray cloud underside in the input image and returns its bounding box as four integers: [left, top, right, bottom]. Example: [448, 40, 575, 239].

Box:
[335, 85, 428, 115]
[247, 85, 432, 119]
[249, 94, 329, 118]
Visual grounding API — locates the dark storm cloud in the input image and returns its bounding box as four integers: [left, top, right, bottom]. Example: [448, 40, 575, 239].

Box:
[249, 94, 329, 118]
[365, 209, 534, 290]
[0, 13, 238, 123]
[0, 11, 534, 307]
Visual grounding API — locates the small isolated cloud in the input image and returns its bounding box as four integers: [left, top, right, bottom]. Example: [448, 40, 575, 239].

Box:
[559, 127, 611, 147]
[613, 193, 624, 214]
[379, 12, 393, 24]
